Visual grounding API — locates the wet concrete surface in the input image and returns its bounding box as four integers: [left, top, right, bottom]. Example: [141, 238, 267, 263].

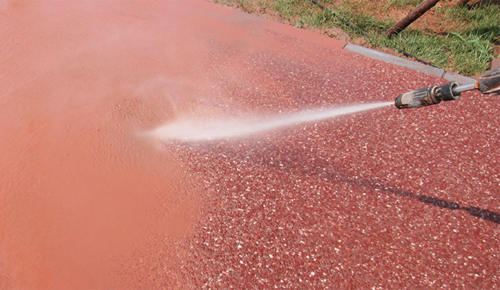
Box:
[1, 0, 499, 289]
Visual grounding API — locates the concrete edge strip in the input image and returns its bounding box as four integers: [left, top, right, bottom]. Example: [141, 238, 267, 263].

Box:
[344, 44, 477, 85]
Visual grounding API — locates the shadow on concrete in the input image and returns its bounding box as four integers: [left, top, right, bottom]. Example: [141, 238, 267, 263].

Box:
[365, 182, 500, 225]
[194, 140, 500, 225]
[314, 164, 500, 225]
[241, 143, 500, 225]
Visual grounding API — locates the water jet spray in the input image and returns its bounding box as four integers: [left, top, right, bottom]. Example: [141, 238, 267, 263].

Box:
[151, 102, 392, 142]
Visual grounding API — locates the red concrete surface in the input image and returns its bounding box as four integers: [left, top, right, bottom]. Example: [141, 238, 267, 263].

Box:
[1, 0, 499, 289]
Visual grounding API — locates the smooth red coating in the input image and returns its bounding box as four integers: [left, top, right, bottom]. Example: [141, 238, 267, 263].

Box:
[1, 0, 499, 289]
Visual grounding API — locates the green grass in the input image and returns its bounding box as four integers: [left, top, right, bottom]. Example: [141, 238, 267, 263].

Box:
[332, 6, 392, 33]
[386, 0, 422, 9]
[380, 31, 493, 75]
[270, 0, 318, 18]
[267, 0, 338, 28]
[382, 3, 500, 75]
[267, 0, 390, 33]
[328, 1, 500, 75]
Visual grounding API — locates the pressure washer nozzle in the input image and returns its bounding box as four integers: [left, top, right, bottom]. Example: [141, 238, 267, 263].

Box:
[395, 82, 460, 109]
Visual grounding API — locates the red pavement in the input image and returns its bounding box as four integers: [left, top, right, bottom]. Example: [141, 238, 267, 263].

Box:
[1, 0, 499, 289]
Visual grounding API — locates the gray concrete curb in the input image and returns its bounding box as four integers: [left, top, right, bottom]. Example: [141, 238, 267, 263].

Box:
[344, 44, 477, 85]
